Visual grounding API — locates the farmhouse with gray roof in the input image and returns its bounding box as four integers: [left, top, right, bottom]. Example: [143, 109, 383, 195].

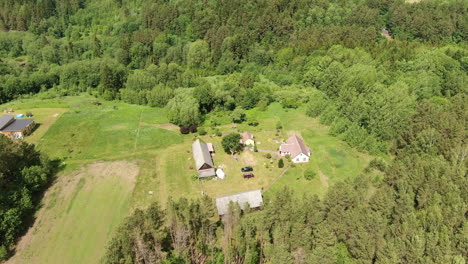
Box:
[192, 139, 216, 178]
[215, 189, 263, 216]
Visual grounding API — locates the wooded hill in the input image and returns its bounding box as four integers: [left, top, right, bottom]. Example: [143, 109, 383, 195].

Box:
[0, 0, 466, 263]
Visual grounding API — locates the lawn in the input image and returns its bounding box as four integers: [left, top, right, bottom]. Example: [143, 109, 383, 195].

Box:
[198, 103, 376, 198]
[2, 97, 379, 264]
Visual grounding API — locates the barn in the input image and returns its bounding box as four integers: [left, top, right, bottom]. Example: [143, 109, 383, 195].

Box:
[192, 139, 216, 178]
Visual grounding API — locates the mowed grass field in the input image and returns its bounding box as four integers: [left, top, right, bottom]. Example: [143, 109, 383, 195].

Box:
[2, 96, 379, 264]
[2, 96, 187, 264]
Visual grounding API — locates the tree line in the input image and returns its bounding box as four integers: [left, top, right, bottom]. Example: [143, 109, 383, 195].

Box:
[0, 136, 57, 260]
[0, 0, 466, 154]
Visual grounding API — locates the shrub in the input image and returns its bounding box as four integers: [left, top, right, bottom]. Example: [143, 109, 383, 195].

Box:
[278, 159, 284, 168]
[189, 124, 198, 133]
[198, 128, 207, 136]
[180, 126, 190, 134]
[231, 107, 246, 123]
[254, 145, 258, 152]
[247, 116, 259, 126]
[285, 154, 291, 162]
[266, 153, 272, 159]
[304, 169, 316, 181]
[368, 158, 387, 172]
[276, 121, 283, 130]
[215, 129, 222, 137]
[0, 245, 8, 261]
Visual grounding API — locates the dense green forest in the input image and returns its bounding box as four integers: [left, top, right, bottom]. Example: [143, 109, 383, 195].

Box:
[0, 0, 466, 263]
[0, 0, 466, 154]
[0, 136, 55, 260]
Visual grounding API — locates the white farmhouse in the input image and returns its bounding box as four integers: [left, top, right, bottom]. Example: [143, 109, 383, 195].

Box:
[279, 135, 311, 163]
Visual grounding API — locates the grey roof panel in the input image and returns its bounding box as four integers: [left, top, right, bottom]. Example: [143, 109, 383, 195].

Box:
[192, 139, 214, 170]
[215, 189, 263, 215]
[0, 115, 14, 130]
[1, 119, 34, 132]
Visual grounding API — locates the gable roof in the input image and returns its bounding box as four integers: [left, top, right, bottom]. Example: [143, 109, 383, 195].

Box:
[215, 189, 263, 215]
[280, 135, 310, 158]
[1, 119, 34, 132]
[0, 115, 15, 130]
[192, 139, 214, 170]
[241, 132, 253, 142]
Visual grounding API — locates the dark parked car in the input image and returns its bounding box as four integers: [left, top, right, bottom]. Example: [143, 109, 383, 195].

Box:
[243, 173, 255, 179]
[241, 166, 253, 172]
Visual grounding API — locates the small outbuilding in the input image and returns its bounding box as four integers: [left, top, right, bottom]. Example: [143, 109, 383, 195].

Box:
[192, 139, 216, 178]
[207, 143, 215, 154]
[215, 189, 263, 216]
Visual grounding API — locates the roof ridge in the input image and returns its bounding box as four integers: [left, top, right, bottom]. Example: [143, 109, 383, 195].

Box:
[215, 189, 261, 199]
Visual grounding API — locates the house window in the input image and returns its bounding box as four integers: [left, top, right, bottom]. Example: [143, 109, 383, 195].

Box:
[303, 158, 306, 161]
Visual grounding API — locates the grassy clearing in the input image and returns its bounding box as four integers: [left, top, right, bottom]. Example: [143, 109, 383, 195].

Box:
[2, 96, 379, 263]
[8, 162, 138, 264]
[2, 96, 186, 264]
[200, 103, 376, 198]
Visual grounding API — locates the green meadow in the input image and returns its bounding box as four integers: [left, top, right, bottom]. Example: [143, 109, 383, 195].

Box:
[2, 96, 379, 264]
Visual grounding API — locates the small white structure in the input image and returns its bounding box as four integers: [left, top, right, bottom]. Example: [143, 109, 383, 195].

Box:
[279, 135, 311, 163]
[216, 168, 226, 179]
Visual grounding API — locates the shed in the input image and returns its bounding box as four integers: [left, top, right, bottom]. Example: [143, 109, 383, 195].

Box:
[207, 143, 215, 154]
[215, 189, 263, 216]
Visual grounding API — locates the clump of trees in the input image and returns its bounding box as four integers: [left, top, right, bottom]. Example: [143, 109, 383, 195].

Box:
[221, 133, 242, 154]
[0, 136, 56, 259]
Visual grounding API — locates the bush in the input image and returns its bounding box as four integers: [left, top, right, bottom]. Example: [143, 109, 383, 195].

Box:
[278, 159, 284, 168]
[215, 129, 222, 137]
[189, 124, 198, 133]
[304, 169, 316, 181]
[276, 121, 283, 130]
[368, 158, 387, 172]
[231, 108, 246, 123]
[0, 245, 8, 261]
[254, 145, 258, 152]
[180, 126, 190, 134]
[266, 153, 272, 159]
[198, 128, 207, 136]
[247, 116, 259, 126]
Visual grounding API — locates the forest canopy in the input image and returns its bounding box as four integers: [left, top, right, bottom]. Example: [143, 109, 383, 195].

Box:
[0, 0, 466, 263]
